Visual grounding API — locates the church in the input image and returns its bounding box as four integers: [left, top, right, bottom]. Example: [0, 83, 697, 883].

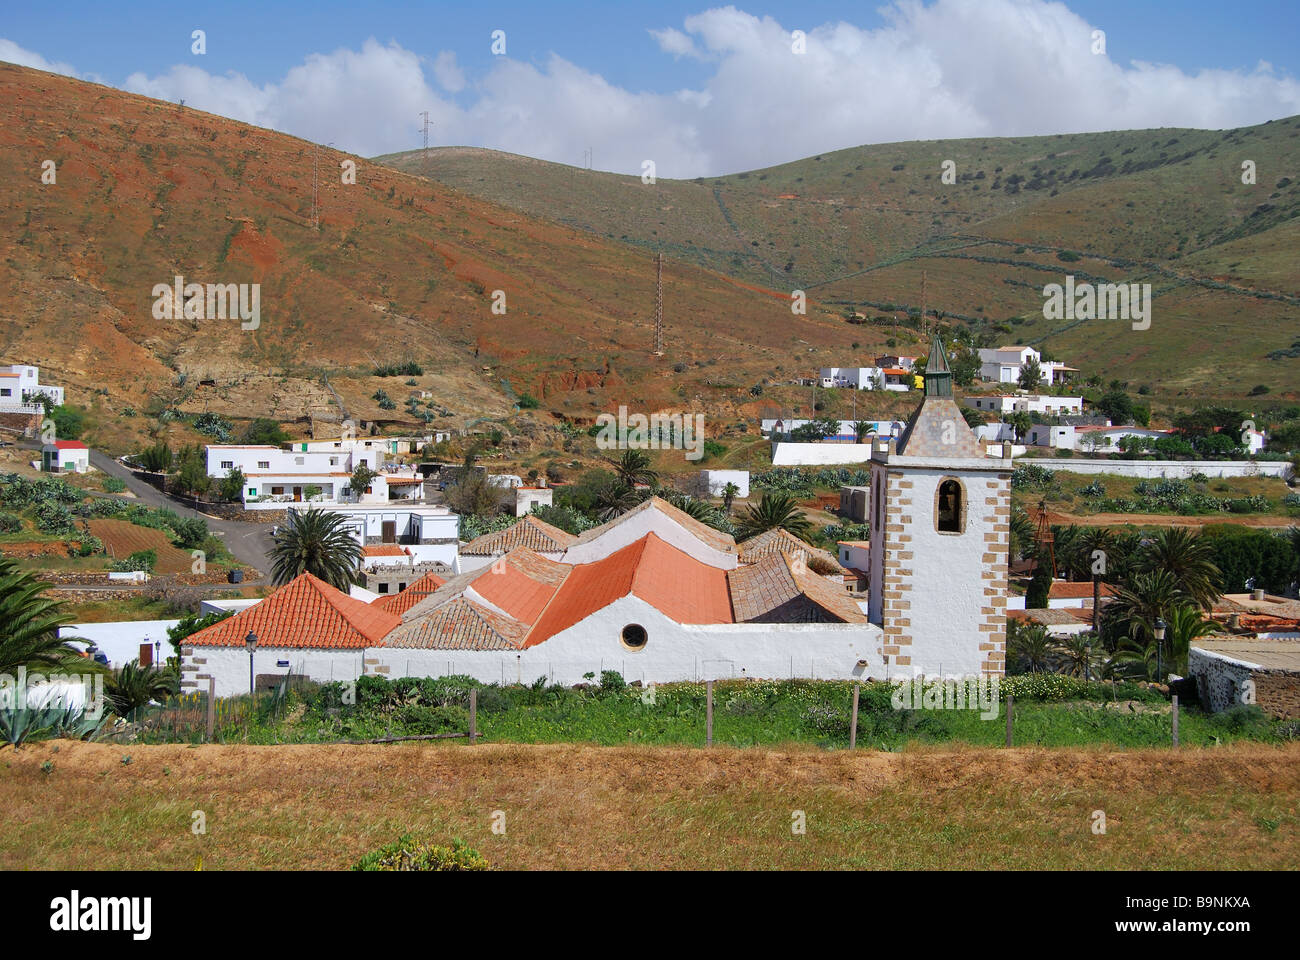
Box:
[866, 337, 1014, 677]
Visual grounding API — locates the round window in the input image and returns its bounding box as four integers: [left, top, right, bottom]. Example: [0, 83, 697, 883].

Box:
[621, 623, 648, 650]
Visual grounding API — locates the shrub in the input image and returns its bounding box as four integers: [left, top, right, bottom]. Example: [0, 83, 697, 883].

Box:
[517, 393, 540, 409]
[0, 512, 21, 533]
[103, 477, 126, 494]
[354, 836, 488, 871]
[599, 670, 626, 693]
[111, 549, 156, 574]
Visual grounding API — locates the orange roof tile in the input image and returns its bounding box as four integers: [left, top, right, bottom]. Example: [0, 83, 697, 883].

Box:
[526, 533, 732, 646]
[362, 544, 407, 557]
[372, 571, 447, 615]
[1048, 581, 1117, 600]
[185, 573, 400, 649]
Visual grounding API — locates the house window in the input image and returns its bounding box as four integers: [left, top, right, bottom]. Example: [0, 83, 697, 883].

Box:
[258, 461, 270, 469]
[378, 583, 389, 594]
[0, 389, 10, 397]
[221, 460, 234, 470]
[936, 478, 965, 534]
[271, 486, 284, 495]
[329, 457, 338, 466]
[620, 624, 648, 651]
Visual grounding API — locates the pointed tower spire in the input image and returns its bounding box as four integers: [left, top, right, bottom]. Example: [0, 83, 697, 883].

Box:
[924, 336, 953, 397]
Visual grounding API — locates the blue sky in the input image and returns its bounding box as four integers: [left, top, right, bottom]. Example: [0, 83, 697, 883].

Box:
[3, 1, 1299, 176]
[5, 0, 1298, 88]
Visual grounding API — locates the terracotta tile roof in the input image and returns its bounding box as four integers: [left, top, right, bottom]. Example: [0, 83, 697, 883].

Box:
[728, 552, 868, 623]
[738, 527, 844, 574]
[385, 597, 529, 650]
[460, 514, 577, 556]
[186, 573, 400, 649]
[526, 533, 732, 646]
[371, 571, 447, 615]
[568, 496, 737, 556]
[1047, 581, 1117, 600]
[399, 547, 569, 625]
[362, 544, 407, 558]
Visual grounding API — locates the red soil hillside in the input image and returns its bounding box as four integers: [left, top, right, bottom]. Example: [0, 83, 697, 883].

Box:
[0, 63, 870, 453]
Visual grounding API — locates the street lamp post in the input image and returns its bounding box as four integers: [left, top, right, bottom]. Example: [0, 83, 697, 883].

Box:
[245, 631, 258, 697]
[1153, 618, 1167, 684]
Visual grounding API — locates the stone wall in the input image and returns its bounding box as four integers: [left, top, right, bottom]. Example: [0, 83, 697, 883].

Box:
[1189, 646, 1300, 719]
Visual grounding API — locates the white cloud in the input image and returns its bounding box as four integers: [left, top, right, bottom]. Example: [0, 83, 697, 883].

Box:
[0, 38, 82, 79]
[432, 50, 465, 92]
[6, 0, 1300, 177]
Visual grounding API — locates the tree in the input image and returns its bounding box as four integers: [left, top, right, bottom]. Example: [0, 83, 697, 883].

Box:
[721, 482, 740, 515]
[1006, 620, 1054, 674]
[852, 420, 873, 443]
[1018, 357, 1043, 392]
[1006, 411, 1032, 442]
[350, 463, 379, 501]
[218, 466, 246, 503]
[173, 455, 211, 502]
[0, 558, 85, 675]
[104, 660, 178, 719]
[270, 508, 363, 590]
[1138, 527, 1220, 609]
[1108, 603, 1215, 680]
[138, 440, 173, 473]
[593, 479, 642, 522]
[735, 492, 813, 542]
[789, 417, 839, 442]
[606, 449, 658, 489]
[242, 418, 290, 445]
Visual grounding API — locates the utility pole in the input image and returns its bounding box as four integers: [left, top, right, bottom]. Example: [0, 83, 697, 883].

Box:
[921, 270, 928, 340]
[653, 252, 664, 355]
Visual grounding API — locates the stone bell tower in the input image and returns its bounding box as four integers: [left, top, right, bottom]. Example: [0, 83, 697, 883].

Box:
[866, 337, 1013, 677]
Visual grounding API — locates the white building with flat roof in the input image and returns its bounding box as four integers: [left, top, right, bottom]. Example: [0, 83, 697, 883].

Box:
[206, 442, 423, 508]
[964, 394, 1084, 417]
[977, 346, 1074, 386]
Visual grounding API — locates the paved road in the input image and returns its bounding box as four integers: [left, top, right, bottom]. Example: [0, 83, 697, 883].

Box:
[73, 448, 275, 579]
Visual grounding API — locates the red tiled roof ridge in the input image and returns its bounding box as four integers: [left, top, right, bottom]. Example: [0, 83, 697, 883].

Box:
[186, 573, 400, 649]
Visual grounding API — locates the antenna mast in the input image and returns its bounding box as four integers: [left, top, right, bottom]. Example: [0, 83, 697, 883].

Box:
[420, 111, 431, 173]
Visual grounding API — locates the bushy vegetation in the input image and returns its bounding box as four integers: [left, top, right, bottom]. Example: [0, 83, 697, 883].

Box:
[218, 672, 1296, 750]
[373, 361, 424, 377]
[752, 466, 871, 496]
[354, 836, 488, 871]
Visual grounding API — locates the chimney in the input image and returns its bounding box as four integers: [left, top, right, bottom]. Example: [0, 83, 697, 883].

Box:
[1001, 440, 1013, 459]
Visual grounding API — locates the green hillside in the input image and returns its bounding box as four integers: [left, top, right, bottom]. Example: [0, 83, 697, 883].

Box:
[376, 120, 1300, 407]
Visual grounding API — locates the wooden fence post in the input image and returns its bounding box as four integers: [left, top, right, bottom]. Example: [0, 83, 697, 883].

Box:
[1005, 694, 1014, 748]
[705, 680, 713, 747]
[1171, 694, 1179, 747]
[206, 677, 215, 741]
[469, 688, 477, 745]
[849, 683, 860, 750]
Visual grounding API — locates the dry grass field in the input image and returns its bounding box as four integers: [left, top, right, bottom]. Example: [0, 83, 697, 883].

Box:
[3, 741, 1296, 870]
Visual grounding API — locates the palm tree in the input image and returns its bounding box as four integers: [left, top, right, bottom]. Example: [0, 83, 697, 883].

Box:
[1106, 604, 1215, 682]
[658, 491, 730, 532]
[852, 420, 873, 443]
[1006, 620, 1054, 674]
[735, 492, 813, 542]
[721, 482, 740, 515]
[270, 508, 363, 590]
[1009, 504, 1034, 563]
[606, 449, 658, 489]
[1107, 568, 1183, 649]
[0, 558, 85, 675]
[593, 480, 642, 522]
[1137, 527, 1220, 609]
[1054, 632, 1103, 679]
